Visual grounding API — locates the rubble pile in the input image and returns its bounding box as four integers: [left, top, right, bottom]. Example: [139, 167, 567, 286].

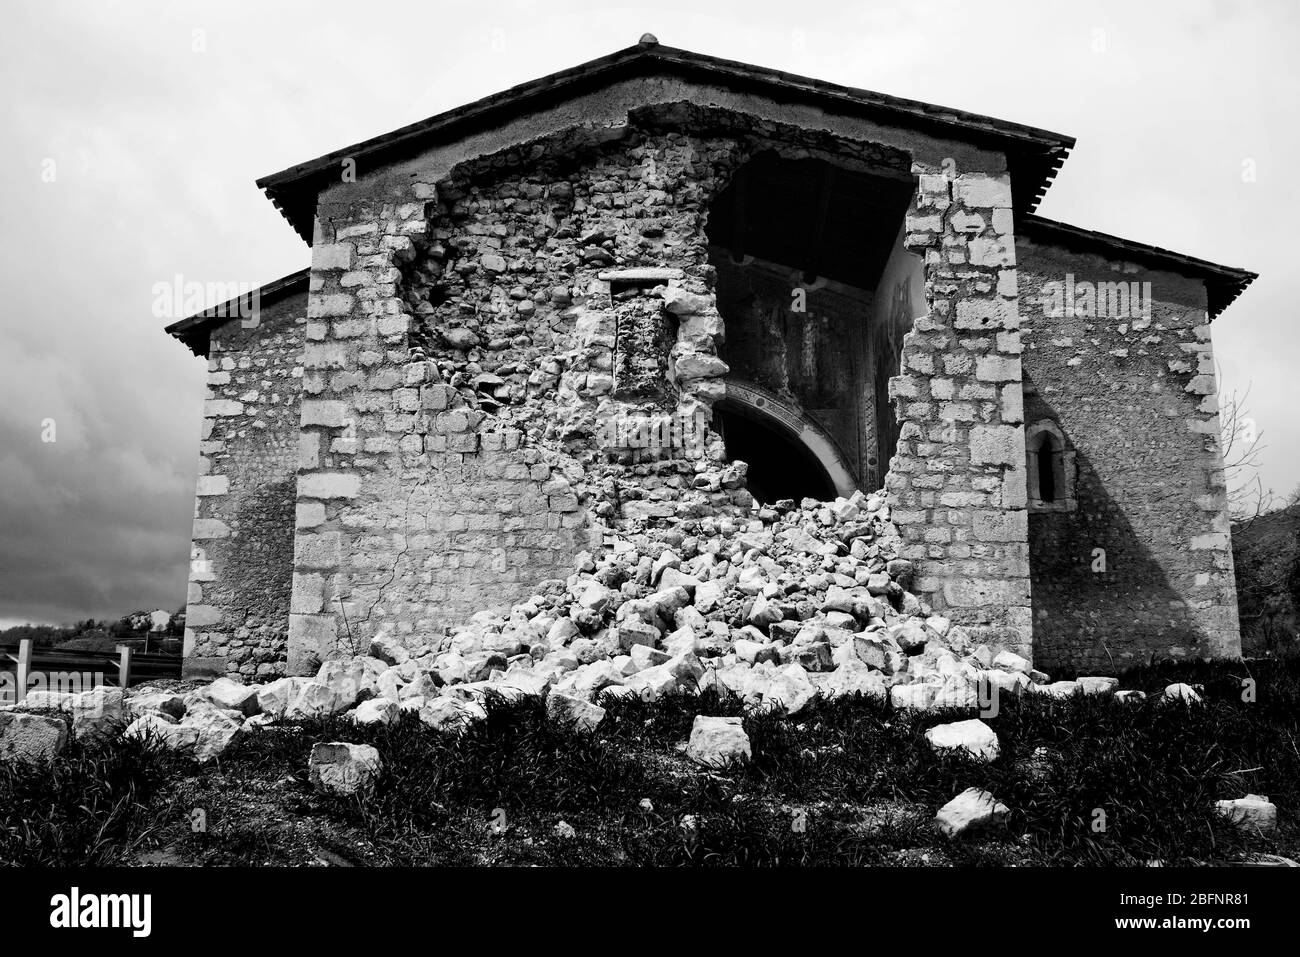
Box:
[0, 488, 1282, 848]
[112, 489, 1140, 760]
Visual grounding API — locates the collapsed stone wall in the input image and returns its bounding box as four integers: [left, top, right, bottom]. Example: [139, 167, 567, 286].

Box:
[183, 294, 307, 677]
[288, 97, 1035, 671]
[1016, 238, 1240, 670]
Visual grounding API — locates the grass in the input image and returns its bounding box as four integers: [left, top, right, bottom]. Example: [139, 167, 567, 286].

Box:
[2, 657, 1297, 867]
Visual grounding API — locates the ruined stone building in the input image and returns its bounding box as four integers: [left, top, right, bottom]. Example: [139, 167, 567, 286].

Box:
[166, 38, 1255, 679]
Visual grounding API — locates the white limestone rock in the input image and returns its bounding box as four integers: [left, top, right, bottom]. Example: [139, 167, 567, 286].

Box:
[127, 688, 186, 721]
[936, 787, 1010, 838]
[257, 676, 309, 718]
[309, 742, 382, 796]
[547, 692, 606, 732]
[124, 713, 201, 752]
[686, 715, 751, 767]
[351, 698, 400, 726]
[204, 677, 262, 717]
[1215, 794, 1277, 832]
[1077, 676, 1119, 695]
[891, 682, 939, 710]
[925, 718, 1000, 762]
[1162, 683, 1202, 704]
[0, 712, 69, 763]
[824, 661, 887, 701]
[765, 663, 817, 715]
[181, 708, 243, 763]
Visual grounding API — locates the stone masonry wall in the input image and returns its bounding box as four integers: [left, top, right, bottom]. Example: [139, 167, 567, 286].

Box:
[1016, 237, 1240, 671]
[284, 95, 1036, 670]
[182, 293, 307, 677]
[886, 166, 1033, 657]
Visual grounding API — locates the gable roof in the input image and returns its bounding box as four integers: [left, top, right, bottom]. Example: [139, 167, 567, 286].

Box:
[164, 268, 309, 357]
[1018, 215, 1256, 320]
[256, 37, 1076, 243]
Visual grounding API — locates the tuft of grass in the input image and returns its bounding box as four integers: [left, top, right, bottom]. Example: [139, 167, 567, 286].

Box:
[0, 732, 169, 866]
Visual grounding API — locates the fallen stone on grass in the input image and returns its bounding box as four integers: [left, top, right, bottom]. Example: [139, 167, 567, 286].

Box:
[1034, 680, 1081, 699]
[925, 718, 1000, 762]
[124, 713, 201, 752]
[686, 715, 751, 767]
[1215, 794, 1277, 833]
[309, 742, 382, 796]
[1077, 676, 1119, 695]
[69, 687, 126, 741]
[936, 787, 1010, 838]
[148, 489, 1157, 774]
[419, 695, 486, 733]
[182, 708, 243, 763]
[890, 683, 936, 711]
[548, 692, 606, 732]
[351, 698, 400, 726]
[1161, 683, 1202, 705]
[0, 712, 68, 763]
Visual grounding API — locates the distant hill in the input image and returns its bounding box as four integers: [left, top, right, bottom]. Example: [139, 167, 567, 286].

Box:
[1233, 503, 1300, 657]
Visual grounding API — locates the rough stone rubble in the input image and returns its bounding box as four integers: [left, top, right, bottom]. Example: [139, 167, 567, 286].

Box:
[11, 489, 1123, 751]
[0, 488, 1276, 838]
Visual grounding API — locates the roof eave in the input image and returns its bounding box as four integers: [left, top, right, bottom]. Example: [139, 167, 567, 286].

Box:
[1019, 214, 1256, 320]
[165, 268, 310, 357]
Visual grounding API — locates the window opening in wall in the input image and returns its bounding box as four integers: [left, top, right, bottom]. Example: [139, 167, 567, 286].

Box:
[1037, 432, 1057, 503]
[1025, 419, 1077, 512]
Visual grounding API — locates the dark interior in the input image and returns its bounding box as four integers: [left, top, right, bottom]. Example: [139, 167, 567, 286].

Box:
[713, 405, 835, 503]
[707, 152, 915, 290]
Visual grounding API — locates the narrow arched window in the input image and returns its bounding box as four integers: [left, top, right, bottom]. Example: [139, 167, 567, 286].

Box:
[1025, 419, 1076, 512]
[1036, 432, 1057, 503]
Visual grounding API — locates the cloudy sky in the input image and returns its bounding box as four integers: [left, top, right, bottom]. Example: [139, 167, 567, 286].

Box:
[0, 0, 1294, 627]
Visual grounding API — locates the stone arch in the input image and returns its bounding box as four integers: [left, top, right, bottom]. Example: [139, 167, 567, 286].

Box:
[718, 379, 858, 499]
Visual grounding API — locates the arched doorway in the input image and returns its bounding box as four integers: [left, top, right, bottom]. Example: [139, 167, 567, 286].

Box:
[715, 379, 858, 503]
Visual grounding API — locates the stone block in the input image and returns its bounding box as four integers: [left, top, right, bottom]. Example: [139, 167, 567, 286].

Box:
[192, 518, 230, 540]
[954, 175, 1012, 208]
[975, 355, 1021, 382]
[291, 573, 325, 614]
[287, 615, 338, 675]
[308, 294, 354, 318]
[313, 243, 355, 271]
[195, 475, 229, 496]
[969, 425, 1021, 466]
[204, 399, 244, 417]
[299, 472, 362, 500]
[295, 532, 342, 569]
[972, 509, 1027, 543]
[301, 401, 350, 428]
